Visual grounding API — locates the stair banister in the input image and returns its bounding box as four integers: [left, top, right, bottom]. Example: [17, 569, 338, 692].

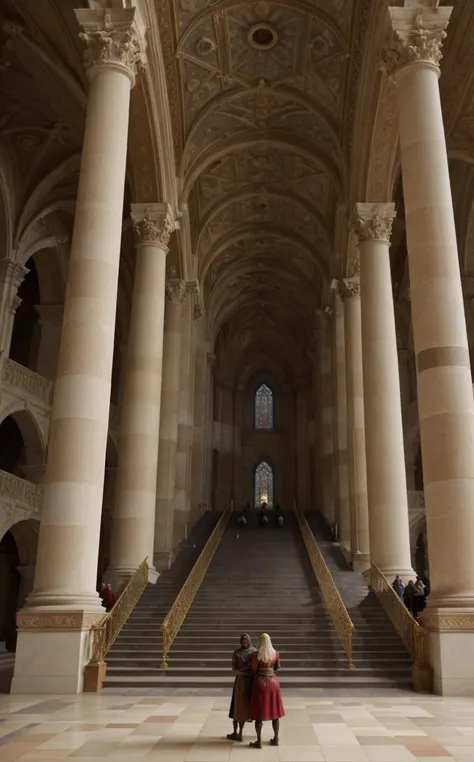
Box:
[160, 509, 231, 668]
[369, 564, 432, 692]
[84, 557, 149, 692]
[294, 506, 355, 668]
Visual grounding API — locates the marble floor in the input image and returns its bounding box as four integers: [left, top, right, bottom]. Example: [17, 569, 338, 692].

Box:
[0, 688, 473, 761]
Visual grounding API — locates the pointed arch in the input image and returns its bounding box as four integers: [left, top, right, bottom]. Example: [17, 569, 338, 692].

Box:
[254, 460, 274, 508]
[254, 383, 274, 430]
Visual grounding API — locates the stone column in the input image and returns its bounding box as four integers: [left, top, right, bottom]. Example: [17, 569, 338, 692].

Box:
[341, 267, 370, 572]
[331, 287, 351, 552]
[354, 203, 413, 580]
[388, 3, 474, 695]
[190, 320, 209, 526]
[36, 304, 64, 381]
[174, 284, 195, 547]
[107, 204, 175, 590]
[154, 279, 186, 570]
[317, 317, 336, 527]
[0, 259, 28, 355]
[12, 7, 144, 695]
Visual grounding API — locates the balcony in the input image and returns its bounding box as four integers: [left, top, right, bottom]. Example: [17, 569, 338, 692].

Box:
[2, 358, 54, 408]
[0, 469, 43, 520]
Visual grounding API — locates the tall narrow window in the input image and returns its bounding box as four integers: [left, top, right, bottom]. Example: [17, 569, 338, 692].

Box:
[254, 383, 273, 429]
[254, 461, 274, 507]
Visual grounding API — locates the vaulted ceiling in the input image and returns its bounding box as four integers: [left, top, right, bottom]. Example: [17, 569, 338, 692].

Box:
[160, 0, 377, 381]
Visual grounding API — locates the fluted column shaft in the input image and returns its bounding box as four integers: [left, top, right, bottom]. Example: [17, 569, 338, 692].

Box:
[355, 203, 413, 579]
[342, 271, 370, 572]
[107, 205, 175, 588]
[12, 7, 143, 695]
[154, 280, 186, 569]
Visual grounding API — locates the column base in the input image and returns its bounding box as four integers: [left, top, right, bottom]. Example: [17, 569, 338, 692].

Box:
[11, 608, 103, 695]
[154, 551, 172, 572]
[105, 565, 158, 593]
[421, 607, 474, 696]
[352, 551, 370, 574]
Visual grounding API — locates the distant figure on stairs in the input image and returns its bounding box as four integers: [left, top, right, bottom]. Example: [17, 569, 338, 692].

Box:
[259, 501, 269, 527]
[392, 575, 405, 600]
[227, 633, 256, 742]
[237, 513, 247, 528]
[277, 514, 284, 527]
[249, 633, 285, 749]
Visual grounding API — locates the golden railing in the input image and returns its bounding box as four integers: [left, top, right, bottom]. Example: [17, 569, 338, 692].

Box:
[84, 558, 149, 692]
[295, 507, 355, 668]
[369, 564, 432, 692]
[161, 509, 231, 668]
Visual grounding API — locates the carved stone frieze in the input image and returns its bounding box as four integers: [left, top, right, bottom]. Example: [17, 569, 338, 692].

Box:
[17, 610, 103, 632]
[2, 358, 54, 406]
[382, 7, 453, 77]
[0, 469, 43, 510]
[353, 203, 396, 244]
[130, 203, 177, 250]
[75, 8, 146, 83]
[421, 610, 474, 633]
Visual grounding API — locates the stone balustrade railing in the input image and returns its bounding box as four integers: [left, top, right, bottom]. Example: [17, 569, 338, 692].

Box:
[407, 490, 425, 510]
[2, 357, 54, 407]
[0, 469, 44, 510]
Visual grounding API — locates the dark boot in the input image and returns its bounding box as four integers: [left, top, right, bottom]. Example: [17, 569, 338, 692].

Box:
[250, 720, 263, 748]
[227, 721, 240, 741]
[237, 722, 244, 742]
[270, 719, 279, 746]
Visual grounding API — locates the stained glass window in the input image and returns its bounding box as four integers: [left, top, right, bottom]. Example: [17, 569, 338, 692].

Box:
[254, 461, 274, 507]
[255, 383, 273, 429]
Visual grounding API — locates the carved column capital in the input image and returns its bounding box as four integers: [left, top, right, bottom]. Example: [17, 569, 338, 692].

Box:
[341, 276, 361, 299]
[0, 258, 28, 288]
[130, 203, 177, 251]
[352, 203, 396, 245]
[75, 8, 146, 86]
[165, 279, 186, 305]
[382, 6, 452, 79]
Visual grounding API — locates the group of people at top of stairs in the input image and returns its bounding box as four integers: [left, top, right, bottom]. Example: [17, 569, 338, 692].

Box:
[237, 501, 285, 529]
[392, 574, 430, 618]
[227, 632, 285, 749]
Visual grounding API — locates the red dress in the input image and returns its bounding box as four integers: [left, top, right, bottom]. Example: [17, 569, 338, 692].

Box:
[249, 651, 285, 721]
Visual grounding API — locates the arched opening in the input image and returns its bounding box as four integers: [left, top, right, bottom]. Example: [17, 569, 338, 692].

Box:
[254, 460, 274, 508]
[254, 383, 274, 430]
[0, 409, 45, 480]
[10, 257, 40, 371]
[0, 531, 20, 653]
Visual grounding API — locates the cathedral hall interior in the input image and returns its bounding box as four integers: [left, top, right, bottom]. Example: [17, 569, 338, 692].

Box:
[1, 0, 474, 760]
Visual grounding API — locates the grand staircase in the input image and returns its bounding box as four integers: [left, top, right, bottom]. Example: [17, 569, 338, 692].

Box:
[105, 510, 412, 690]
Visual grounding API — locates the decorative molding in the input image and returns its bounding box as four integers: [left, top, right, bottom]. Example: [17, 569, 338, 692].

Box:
[130, 202, 177, 249]
[187, 280, 204, 321]
[382, 7, 453, 77]
[17, 610, 103, 632]
[341, 276, 360, 299]
[75, 8, 146, 84]
[0, 469, 43, 511]
[407, 490, 425, 511]
[166, 278, 186, 304]
[353, 202, 396, 244]
[0, 258, 28, 288]
[422, 610, 474, 633]
[2, 358, 54, 407]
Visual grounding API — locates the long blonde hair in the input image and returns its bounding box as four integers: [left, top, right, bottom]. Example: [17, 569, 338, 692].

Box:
[257, 632, 276, 664]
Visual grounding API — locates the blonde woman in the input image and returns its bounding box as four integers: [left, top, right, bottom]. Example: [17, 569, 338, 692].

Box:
[249, 633, 285, 748]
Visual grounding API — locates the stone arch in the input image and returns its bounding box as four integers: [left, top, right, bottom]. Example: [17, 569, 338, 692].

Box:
[0, 405, 46, 477]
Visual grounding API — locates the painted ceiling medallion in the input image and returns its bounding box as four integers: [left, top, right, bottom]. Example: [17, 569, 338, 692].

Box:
[248, 23, 278, 51]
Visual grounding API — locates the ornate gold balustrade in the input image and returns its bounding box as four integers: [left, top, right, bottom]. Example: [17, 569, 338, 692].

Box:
[161, 509, 231, 668]
[294, 508, 355, 668]
[84, 558, 149, 692]
[369, 564, 432, 692]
